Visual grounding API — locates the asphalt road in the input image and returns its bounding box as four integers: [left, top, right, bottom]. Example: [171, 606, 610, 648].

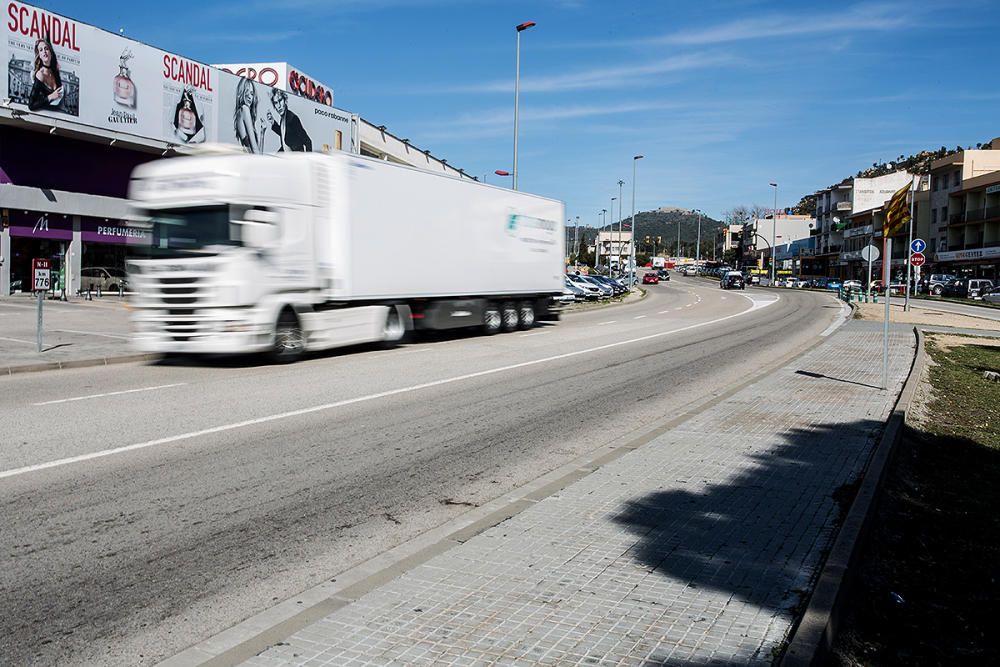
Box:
[0, 279, 843, 666]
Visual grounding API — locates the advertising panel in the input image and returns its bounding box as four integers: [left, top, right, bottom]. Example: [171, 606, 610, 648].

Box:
[219, 74, 350, 154]
[852, 172, 913, 215]
[214, 61, 333, 106]
[3, 2, 350, 153]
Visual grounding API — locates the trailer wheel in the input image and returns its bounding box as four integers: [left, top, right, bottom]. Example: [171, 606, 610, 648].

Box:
[517, 301, 535, 330]
[271, 309, 305, 363]
[501, 302, 519, 332]
[482, 302, 502, 335]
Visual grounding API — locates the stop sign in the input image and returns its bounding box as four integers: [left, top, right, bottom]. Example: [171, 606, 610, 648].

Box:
[910, 251, 926, 267]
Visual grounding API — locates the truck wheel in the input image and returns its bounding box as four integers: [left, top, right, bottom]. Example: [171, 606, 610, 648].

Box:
[501, 302, 519, 332]
[517, 301, 535, 330]
[381, 306, 408, 348]
[271, 310, 305, 363]
[482, 302, 502, 335]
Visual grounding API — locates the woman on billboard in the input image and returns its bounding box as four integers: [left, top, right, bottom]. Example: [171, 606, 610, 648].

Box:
[172, 88, 206, 144]
[27, 36, 65, 112]
[233, 78, 265, 153]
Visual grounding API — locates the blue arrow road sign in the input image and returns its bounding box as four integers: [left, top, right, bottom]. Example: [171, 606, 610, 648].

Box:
[911, 238, 926, 254]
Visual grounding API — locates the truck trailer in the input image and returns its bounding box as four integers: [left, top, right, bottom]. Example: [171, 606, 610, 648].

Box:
[126, 149, 565, 361]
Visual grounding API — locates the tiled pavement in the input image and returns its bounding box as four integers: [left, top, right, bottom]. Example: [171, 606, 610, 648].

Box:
[240, 323, 916, 667]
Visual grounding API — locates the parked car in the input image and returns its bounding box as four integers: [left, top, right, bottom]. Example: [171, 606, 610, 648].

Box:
[642, 273, 659, 285]
[683, 266, 698, 276]
[720, 271, 745, 290]
[555, 287, 577, 305]
[566, 274, 602, 300]
[591, 274, 626, 295]
[563, 279, 588, 302]
[842, 280, 863, 292]
[922, 273, 958, 295]
[941, 278, 995, 299]
[825, 279, 843, 291]
[81, 266, 128, 292]
[580, 275, 614, 298]
[981, 287, 1000, 304]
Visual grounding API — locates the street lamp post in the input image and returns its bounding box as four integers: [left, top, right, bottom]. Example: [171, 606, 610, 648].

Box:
[600, 209, 606, 268]
[676, 218, 681, 260]
[694, 208, 703, 265]
[512, 21, 536, 191]
[574, 216, 580, 268]
[610, 197, 616, 272]
[769, 182, 778, 286]
[618, 180, 625, 275]
[630, 155, 643, 289]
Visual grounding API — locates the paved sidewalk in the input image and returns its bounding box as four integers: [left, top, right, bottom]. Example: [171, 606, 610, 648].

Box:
[0, 294, 145, 374]
[198, 322, 915, 667]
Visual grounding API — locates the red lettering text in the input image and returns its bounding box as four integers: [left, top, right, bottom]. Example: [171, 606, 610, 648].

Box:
[7, 3, 80, 51]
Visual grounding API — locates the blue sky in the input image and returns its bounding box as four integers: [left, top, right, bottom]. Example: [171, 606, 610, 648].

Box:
[39, 1, 1000, 225]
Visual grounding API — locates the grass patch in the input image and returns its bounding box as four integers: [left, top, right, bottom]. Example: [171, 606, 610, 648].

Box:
[832, 336, 1000, 666]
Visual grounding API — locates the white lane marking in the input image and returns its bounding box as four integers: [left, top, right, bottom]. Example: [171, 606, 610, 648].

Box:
[673, 307, 683, 311]
[634, 315, 647, 320]
[519, 331, 550, 337]
[53, 329, 130, 340]
[685, 304, 693, 308]
[721, 296, 727, 300]
[598, 321, 616, 326]
[658, 310, 671, 314]
[0, 335, 33, 345]
[32, 383, 188, 406]
[0, 297, 780, 481]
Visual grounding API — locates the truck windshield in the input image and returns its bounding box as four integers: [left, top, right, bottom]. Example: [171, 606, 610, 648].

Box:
[146, 206, 240, 255]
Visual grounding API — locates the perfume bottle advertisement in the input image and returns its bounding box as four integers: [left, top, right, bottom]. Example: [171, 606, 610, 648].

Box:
[161, 54, 216, 145]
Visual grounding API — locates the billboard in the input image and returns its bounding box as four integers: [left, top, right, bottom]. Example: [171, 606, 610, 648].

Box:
[214, 61, 334, 107]
[3, 2, 352, 153]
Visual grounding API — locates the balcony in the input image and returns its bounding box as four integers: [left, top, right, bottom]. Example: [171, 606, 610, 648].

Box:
[949, 206, 1000, 225]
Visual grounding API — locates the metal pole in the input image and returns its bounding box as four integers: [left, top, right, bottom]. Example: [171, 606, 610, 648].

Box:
[512, 22, 535, 190]
[695, 210, 702, 264]
[904, 177, 916, 311]
[676, 218, 681, 260]
[631, 156, 641, 289]
[610, 196, 616, 272]
[513, 28, 520, 191]
[617, 180, 624, 274]
[867, 231, 874, 302]
[882, 235, 891, 390]
[574, 216, 579, 269]
[36, 289, 43, 352]
[770, 183, 778, 286]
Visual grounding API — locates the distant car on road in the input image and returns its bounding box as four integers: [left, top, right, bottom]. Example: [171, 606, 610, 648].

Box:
[642, 273, 659, 285]
[842, 280, 863, 292]
[720, 271, 745, 290]
[656, 269, 671, 281]
[683, 266, 698, 277]
[825, 279, 843, 291]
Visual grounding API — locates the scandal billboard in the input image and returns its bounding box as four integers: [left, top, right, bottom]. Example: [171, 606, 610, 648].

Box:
[3, 2, 353, 153]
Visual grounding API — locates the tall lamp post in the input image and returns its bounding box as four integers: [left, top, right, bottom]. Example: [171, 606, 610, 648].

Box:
[610, 197, 617, 272]
[630, 155, 643, 288]
[512, 21, 535, 191]
[573, 216, 580, 268]
[769, 182, 778, 285]
[618, 180, 625, 275]
[694, 208, 703, 265]
[599, 209, 606, 268]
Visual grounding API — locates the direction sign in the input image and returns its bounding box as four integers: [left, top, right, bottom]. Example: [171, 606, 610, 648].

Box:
[910, 238, 926, 254]
[910, 251, 926, 267]
[31, 258, 51, 292]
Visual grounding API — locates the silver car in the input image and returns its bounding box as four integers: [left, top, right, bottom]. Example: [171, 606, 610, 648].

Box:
[81, 267, 128, 292]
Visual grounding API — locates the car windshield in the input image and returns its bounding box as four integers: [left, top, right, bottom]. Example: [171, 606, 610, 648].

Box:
[141, 206, 241, 257]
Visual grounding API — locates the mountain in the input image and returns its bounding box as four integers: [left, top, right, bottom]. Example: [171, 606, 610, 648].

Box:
[567, 208, 724, 258]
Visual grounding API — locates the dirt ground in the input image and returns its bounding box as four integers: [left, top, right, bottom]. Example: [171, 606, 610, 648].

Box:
[853, 300, 1000, 331]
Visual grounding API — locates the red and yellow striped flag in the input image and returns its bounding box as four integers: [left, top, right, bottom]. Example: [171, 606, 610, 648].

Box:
[882, 181, 911, 237]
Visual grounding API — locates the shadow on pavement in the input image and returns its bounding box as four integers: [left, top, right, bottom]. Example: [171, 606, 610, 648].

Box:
[610, 420, 886, 665]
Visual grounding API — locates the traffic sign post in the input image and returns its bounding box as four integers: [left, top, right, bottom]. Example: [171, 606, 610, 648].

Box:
[909, 251, 926, 267]
[32, 258, 50, 353]
[910, 238, 926, 254]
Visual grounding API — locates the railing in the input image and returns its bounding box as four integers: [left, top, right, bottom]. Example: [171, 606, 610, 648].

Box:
[950, 212, 964, 224]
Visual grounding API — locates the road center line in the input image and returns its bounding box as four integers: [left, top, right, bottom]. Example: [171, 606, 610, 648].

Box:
[0, 335, 33, 345]
[598, 321, 616, 326]
[32, 383, 188, 406]
[0, 295, 781, 481]
[633, 315, 647, 320]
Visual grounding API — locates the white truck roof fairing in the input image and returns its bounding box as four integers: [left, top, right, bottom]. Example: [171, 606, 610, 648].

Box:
[129, 153, 313, 207]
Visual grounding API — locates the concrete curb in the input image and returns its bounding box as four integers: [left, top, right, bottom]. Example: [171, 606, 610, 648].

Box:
[780, 327, 925, 666]
[3, 353, 160, 377]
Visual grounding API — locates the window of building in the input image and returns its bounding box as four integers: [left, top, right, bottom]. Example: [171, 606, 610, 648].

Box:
[933, 176, 939, 191]
[942, 206, 948, 222]
[931, 208, 937, 224]
[953, 171, 961, 187]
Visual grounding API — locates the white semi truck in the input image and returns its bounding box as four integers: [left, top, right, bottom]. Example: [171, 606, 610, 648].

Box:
[126, 149, 565, 361]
